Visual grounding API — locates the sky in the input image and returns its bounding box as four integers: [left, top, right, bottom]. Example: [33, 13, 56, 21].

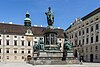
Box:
[0, 0, 99, 30]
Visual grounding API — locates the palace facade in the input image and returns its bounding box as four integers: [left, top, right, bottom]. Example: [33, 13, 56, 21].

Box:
[0, 12, 64, 62]
[66, 7, 100, 62]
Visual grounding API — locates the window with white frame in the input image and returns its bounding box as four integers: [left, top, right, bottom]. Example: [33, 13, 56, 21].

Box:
[22, 41, 24, 46]
[0, 39, 1, 45]
[14, 40, 17, 46]
[6, 40, 9, 45]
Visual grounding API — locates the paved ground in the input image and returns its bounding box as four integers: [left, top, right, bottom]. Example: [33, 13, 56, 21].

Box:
[1, 62, 100, 67]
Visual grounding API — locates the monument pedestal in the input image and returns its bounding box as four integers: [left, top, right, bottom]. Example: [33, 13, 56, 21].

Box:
[29, 7, 79, 65]
[33, 51, 63, 60]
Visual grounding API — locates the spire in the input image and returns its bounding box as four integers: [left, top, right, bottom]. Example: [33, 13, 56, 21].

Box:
[26, 11, 30, 18]
[24, 11, 31, 27]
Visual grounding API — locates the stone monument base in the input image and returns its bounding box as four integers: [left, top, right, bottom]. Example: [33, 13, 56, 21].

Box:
[29, 51, 79, 65]
[33, 51, 63, 60]
[29, 57, 79, 65]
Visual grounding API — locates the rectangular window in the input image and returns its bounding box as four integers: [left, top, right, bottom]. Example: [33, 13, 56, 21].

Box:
[82, 39, 84, 45]
[14, 40, 17, 46]
[0, 40, 1, 45]
[22, 41, 24, 46]
[86, 38, 88, 44]
[28, 50, 30, 54]
[6, 49, 9, 53]
[79, 31, 81, 36]
[86, 28, 89, 33]
[6, 40, 9, 45]
[96, 24, 99, 30]
[82, 30, 84, 35]
[96, 35, 99, 42]
[86, 47, 88, 52]
[95, 46, 98, 51]
[0, 49, 1, 53]
[28, 41, 30, 46]
[70, 35, 71, 39]
[22, 51, 24, 54]
[91, 37, 93, 43]
[72, 34, 73, 38]
[75, 33, 77, 37]
[91, 26, 93, 32]
[14, 50, 17, 53]
[7, 56, 9, 60]
[79, 40, 81, 45]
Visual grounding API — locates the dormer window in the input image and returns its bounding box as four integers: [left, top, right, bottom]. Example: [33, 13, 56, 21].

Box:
[7, 35, 9, 37]
[14, 36, 17, 38]
[27, 29, 31, 34]
[25, 29, 33, 35]
[22, 36, 24, 38]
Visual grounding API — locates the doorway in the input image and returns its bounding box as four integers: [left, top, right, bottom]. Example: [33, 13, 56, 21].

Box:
[74, 49, 77, 57]
[90, 54, 93, 62]
[27, 55, 32, 61]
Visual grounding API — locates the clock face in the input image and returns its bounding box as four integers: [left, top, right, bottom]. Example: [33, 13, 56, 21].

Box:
[25, 29, 33, 36]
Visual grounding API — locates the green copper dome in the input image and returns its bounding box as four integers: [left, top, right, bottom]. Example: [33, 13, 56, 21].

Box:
[24, 18, 31, 21]
[24, 11, 31, 27]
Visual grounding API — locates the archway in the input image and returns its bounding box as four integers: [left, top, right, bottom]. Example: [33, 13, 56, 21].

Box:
[27, 55, 32, 61]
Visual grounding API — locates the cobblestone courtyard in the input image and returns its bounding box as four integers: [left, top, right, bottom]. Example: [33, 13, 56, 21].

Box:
[1, 62, 100, 67]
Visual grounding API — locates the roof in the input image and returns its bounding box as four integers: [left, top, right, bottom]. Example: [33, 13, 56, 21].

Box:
[0, 23, 64, 38]
[81, 7, 100, 21]
[66, 7, 100, 31]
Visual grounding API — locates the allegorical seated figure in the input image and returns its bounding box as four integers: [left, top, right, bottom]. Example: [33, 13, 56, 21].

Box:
[62, 36, 72, 61]
[33, 44, 40, 52]
[45, 7, 54, 26]
[64, 38, 72, 51]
